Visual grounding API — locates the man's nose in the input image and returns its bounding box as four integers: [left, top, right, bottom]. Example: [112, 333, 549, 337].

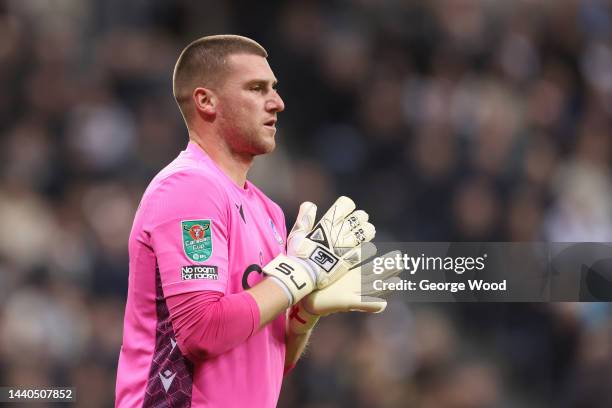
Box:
[266, 91, 285, 113]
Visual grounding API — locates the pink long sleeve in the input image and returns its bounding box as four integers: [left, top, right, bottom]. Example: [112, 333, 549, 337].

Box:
[166, 290, 261, 361]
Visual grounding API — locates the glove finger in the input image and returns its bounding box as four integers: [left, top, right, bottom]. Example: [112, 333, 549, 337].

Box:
[319, 196, 356, 229]
[339, 245, 365, 268]
[362, 267, 402, 286]
[341, 237, 380, 268]
[358, 241, 378, 262]
[350, 297, 387, 313]
[334, 222, 376, 249]
[361, 250, 403, 282]
[366, 276, 402, 297]
[361, 267, 402, 286]
[337, 240, 378, 262]
[291, 202, 317, 234]
[345, 210, 369, 231]
[361, 274, 399, 295]
[288, 202, 317, 255]
[355, 222, 376, 244]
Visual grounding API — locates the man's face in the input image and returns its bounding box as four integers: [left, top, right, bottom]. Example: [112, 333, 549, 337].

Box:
[214, 53, 285, 156]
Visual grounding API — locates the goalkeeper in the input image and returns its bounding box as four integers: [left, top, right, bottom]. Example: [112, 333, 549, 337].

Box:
[115, 35, 400, 408]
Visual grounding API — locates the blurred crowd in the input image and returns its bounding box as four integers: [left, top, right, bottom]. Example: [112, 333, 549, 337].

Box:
[0, 0, 611, 407]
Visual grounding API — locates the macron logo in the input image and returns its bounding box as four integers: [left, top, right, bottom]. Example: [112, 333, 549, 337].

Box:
[159, 369, 177, 392]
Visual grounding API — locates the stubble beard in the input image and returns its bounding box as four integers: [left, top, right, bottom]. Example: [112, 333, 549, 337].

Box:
[246, 132, 275, 156]
[217, 104, 276, 157]
[225, 123, 275, 158]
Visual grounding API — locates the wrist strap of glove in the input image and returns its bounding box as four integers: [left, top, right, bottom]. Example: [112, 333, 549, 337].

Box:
[263, 254, 316, 305]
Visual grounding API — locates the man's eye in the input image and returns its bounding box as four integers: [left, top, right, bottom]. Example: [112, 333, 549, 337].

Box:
[251, 85, 264, 92]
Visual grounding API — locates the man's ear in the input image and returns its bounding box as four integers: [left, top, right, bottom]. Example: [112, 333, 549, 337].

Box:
[193, 87, 216, 116]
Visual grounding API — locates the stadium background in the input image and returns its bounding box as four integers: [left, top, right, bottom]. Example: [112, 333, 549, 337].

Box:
[0, 0, 611, 406]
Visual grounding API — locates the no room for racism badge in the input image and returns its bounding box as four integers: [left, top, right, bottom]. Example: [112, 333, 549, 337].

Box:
[182, 220, 213, 262]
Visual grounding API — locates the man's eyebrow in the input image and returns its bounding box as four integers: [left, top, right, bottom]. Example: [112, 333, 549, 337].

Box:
[246, 79, 278, 87]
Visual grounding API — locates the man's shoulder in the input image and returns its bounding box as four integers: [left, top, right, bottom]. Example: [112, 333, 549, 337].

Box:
[148, 156, 221, 195]
[138, 156, 229, 220]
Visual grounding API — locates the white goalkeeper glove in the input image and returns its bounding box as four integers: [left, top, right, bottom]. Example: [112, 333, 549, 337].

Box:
[289, 247, 403, 334]
[263, 196, 375, 306]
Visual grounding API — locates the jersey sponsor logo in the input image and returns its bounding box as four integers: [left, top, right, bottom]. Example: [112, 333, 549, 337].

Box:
[309, 246, 339, 273]
[181, 265, 218, 280]
[269, 219, 284, 246]
[181, 220, 212, 262]
[242, 264, 263, 289]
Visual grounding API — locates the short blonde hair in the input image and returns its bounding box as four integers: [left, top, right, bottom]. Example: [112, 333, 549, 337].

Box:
[172, 35, 268, 119]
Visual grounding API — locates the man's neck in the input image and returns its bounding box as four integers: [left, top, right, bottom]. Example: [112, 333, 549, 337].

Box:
[188, 129, 252, 188]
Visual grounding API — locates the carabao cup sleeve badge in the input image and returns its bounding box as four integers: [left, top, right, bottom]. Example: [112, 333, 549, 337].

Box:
[182, 220, 213, 262]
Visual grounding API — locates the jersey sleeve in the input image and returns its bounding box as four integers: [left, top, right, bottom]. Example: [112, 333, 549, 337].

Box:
[166, 290, 260, 361]
[145, 169, 230, 296]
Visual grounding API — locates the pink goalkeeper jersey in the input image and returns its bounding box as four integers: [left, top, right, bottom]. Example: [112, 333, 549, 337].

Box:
[116, 141, 288, 407]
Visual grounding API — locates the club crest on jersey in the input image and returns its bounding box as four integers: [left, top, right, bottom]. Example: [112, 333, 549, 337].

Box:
[269, 219, 284, 246]
[182, 220, 212, 262]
